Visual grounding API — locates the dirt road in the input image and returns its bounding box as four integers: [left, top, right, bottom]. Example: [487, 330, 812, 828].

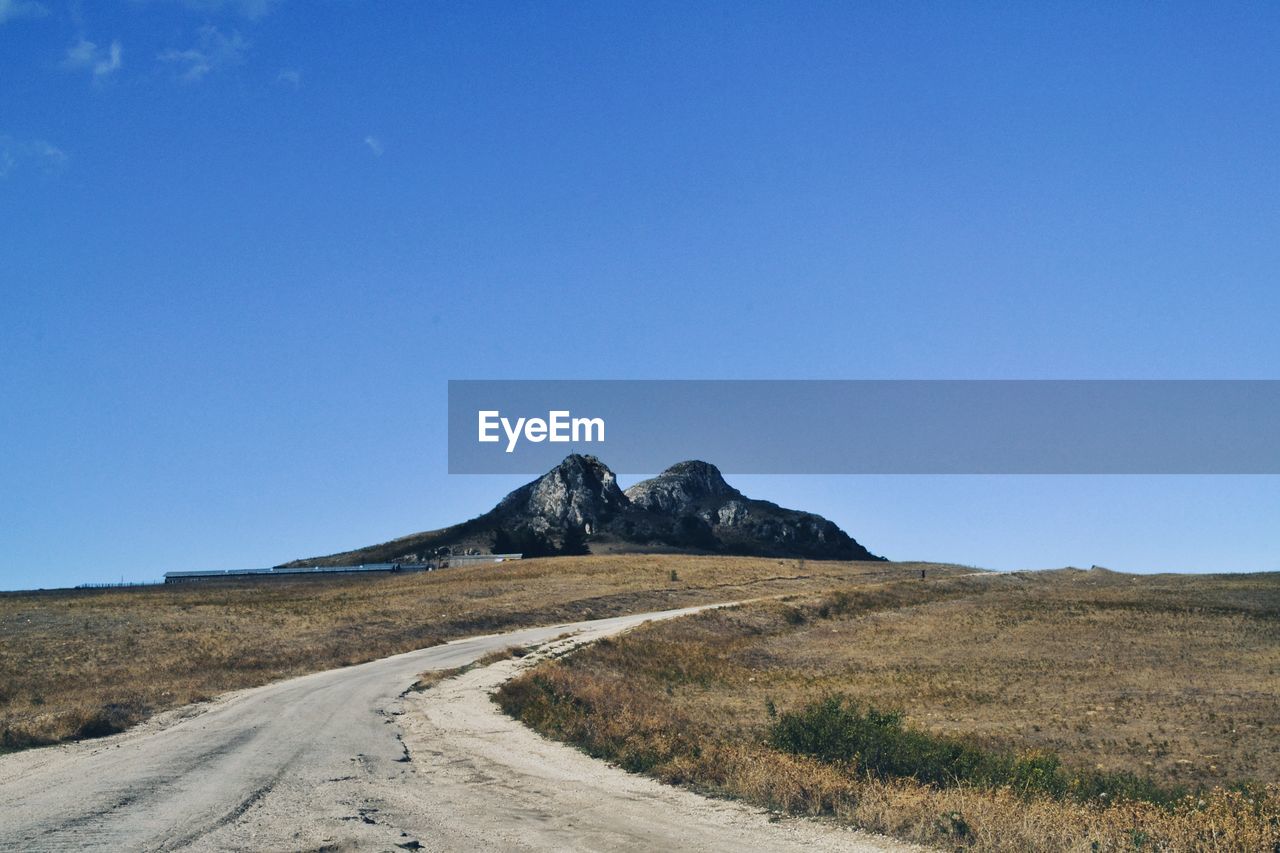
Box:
[0, 606, 909, 852]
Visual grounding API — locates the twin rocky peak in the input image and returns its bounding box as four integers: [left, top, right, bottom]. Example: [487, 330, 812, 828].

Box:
[288, 455, 883, 566]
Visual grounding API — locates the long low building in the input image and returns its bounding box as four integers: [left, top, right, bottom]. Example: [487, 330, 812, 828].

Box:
[164, 563, 420, 582]
[442, 553, 523, 568]
[163, 555, 522, 583]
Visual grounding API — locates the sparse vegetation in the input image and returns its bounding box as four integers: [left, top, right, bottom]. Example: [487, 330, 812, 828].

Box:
[410, 645, 533, 693]
[407, 666, 468, 692]
[496, 569, 1280, 851]
[0, 554, 935, 751]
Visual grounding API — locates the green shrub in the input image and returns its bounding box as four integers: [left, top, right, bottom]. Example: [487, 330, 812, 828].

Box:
[769, 695, 1183, 807]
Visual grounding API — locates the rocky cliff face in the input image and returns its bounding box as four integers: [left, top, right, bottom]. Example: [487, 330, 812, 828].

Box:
[493, 454, 627, 535]
[624, 460, 741, 514]
[285, 454, 883, 565]
[620, 460, 880, 561]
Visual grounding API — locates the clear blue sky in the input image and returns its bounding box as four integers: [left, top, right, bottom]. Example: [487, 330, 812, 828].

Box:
[2, 2, 1277, 589]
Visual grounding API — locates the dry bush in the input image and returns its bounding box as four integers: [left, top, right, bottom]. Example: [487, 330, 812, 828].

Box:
[476, 645, 532, 666]
[408, 666, 467, 692]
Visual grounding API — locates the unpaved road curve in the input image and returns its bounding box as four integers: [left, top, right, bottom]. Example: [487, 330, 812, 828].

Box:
[0, 605, 912, 852]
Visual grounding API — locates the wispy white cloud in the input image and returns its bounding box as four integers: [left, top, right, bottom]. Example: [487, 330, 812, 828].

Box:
[134, 0, 284, 20]
[158, 25, 247, 82]
[0, 0, 48, 25]
[65, 37, 123, 79]
[363, 135, 383, 157]
[275, 68, 301, 88]
[0, 134, 67, 179]
[34, 140, 67, 170]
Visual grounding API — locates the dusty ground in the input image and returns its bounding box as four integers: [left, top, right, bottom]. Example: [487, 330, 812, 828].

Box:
[0, 605, 912, 853]
[0, 555, 946, 749]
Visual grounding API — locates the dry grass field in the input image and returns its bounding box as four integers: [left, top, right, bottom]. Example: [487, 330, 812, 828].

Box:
[497, 568, 1280, 851]
[0, 554, 940, 751]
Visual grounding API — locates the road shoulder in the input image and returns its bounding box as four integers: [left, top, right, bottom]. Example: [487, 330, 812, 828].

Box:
[398, 625, 917, 852]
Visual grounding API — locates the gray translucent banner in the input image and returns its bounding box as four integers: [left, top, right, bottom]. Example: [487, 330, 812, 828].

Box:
[447, 380, 1280, 474]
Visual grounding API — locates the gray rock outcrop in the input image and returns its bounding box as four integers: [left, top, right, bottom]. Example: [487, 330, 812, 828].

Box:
[284, 454, 884, 565]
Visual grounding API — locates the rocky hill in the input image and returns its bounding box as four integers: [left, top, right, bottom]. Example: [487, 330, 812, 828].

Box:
[283, 455, 883, 566]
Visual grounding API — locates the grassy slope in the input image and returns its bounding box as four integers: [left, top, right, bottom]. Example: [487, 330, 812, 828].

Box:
[497, 569, 1280, 851]
[0, 555, 949, 750]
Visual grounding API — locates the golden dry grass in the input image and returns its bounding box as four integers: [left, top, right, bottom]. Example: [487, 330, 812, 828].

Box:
[496, 568, 1280, 851]
[0, 554, 935, 750]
